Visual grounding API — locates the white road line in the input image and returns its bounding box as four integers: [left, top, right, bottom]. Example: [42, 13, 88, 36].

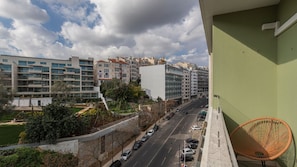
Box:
[161, 157, 166, 166]
[147, 117, 185, 166]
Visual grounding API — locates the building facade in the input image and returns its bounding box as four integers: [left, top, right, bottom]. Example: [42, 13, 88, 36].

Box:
[95, 58, 130, 84]
[181, 68, 191, 103]
[0, 55, 97, 100]
[197, 66, 208, 97]
[190, 70, 198, 98]
[139, 64, 182, 101]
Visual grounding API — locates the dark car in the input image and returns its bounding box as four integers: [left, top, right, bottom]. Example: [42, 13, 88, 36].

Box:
[133, 140, 142, 150]
[180, 154, 194, 161]
[188, 143, 198, 149]
[141, 135, 149, 142]
[110, 160, 122, 167]
[153, 124, 159, 131]
[186, 138, 199, 144]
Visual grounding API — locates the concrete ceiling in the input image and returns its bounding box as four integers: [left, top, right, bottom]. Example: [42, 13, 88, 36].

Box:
[199, 0, 280, 54]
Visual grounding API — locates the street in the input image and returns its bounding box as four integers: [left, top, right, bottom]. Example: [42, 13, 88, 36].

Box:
[121, 98, 207, 167]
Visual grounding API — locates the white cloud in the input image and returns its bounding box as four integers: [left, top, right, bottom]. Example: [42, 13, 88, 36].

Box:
[92, 0, 197, 34]
[0, 0, 48, 25]
[134, 33, 180, 57]
[0, 0, 208, 66]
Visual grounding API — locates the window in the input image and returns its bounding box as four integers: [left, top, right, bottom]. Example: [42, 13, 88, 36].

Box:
[2, 59, 8, 62]
[28, 61, 35, 65]
[40, 62, 46, 65]
[104, 64, 109, 67]
[19, 61, 27, 66]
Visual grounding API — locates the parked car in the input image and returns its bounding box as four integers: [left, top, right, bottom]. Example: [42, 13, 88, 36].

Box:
[147, 129, 154, 136]
[191, 125, 201, 130]
[186, 138, 199, 144]
[141, 135, 149, 142]
[110, 160, 122, 167]
[153, 124, 159, 131]
[180, 154, 194, 161]
[121, 149, 132, 161]
[188, 143, 198, 149]
[182, 148, 196, 155]
[133, 140, 142, 150]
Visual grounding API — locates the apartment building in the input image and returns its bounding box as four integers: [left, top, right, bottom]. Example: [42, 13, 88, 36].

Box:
[0, 55, 97, 100]
[181, 68, 191, 103]
[95, 58, 130, 84]
[197, 66, 208, 97]
[190, 70, 198, 98]
[118, 57, 140, 83]
[139, 64, 183, 101]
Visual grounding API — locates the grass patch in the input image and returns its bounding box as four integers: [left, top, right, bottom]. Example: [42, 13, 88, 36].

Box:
[69, 107, 82, 113]
[0, 111, 18, 123]
[0, 125, 25, 146]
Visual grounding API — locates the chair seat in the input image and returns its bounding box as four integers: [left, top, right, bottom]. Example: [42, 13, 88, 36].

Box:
[230, 117, 292, 161]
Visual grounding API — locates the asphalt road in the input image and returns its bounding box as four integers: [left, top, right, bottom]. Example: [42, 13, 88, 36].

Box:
[121, 98, 207, 167]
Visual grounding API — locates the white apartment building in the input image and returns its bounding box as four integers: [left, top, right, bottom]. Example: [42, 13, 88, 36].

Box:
[191, 70, 198, 98]
[95, 58, 130, 84]
[197, 66, 208, 97]
[139, 64, 183, 101]
[181, 68, 191, 103]
[0, 54, 97, 101]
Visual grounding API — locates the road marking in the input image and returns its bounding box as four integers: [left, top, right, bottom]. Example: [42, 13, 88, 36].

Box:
[142, 150, 148, 157]
[147, 117, 185, 167]
[161, 157, 166, 166]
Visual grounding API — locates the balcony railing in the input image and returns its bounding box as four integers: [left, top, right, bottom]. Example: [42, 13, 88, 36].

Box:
[200, 106, 238, 167]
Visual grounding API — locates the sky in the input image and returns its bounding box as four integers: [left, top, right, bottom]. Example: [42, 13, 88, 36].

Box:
[0, 0, 208, 66]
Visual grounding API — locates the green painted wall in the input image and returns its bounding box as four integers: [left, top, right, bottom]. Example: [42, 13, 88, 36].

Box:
[276, 0, 297, 165]
[212, 6, 278, 132]
[212, 3, 297, 165]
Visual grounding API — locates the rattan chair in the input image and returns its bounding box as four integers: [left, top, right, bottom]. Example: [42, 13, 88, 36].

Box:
[230, 117, 292, 167]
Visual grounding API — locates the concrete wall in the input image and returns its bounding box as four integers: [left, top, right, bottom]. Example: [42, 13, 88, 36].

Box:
[38, 116, 139, 167]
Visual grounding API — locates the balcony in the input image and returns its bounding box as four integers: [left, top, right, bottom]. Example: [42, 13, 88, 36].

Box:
[200, 104, 282, 166]
[200, 107, 238, 167]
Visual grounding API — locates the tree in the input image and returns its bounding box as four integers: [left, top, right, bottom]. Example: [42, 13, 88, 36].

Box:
[25, 103, 87, 144]
[51, 80, 72, 105]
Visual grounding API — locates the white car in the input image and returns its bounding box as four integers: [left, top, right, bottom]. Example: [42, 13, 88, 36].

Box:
[147, 129, 154, 136]
[182, 148, 196, 155]
[191, 125, 201, 130]
[121, 149, 132, 161]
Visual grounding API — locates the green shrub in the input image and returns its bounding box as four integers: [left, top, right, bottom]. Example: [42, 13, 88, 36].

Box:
[41, 151, 78, 167]
[0, 154, 18, 167]
[0, 148, 78, 167]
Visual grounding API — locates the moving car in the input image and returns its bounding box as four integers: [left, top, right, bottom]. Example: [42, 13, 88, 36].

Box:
[182, 148, 196, 155]
[109, 160, 122, 167]
[121, 149, 132, 161]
